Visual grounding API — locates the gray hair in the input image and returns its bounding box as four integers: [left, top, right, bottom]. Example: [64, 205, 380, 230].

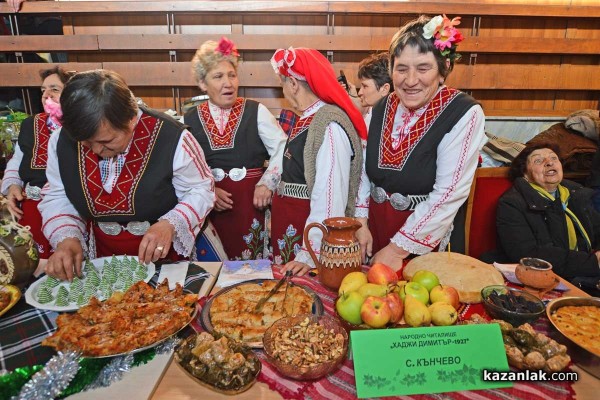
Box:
[191, 40, 240, 84]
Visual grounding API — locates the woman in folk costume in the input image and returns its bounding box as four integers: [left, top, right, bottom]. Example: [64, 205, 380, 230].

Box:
[358, 15, 487, 270]
[184, 38, 287, 260]
[39, 70, 215, 281]
[1, 66, 74, 261]
[270, 47, 367, 276]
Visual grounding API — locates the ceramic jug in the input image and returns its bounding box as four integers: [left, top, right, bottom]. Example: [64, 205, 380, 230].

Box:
[303, 217, 362, 291]
[516, 257, 558, 290]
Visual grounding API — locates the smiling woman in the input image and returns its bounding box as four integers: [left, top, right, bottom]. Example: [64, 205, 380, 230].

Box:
[497, 142, 600, 282]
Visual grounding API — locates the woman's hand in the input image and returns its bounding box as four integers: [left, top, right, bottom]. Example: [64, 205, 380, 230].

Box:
[371, 243, 409, 272]
[45, 238, 84, 281]
[6, 184, 24, 220]
[8, 0, 26, 13]
[214, 187, 233, 211]
[355, 217, 373, 263]
[281, 260, 312, 276]
[253, 185, 272, 209]
[138, 220, 174, 264]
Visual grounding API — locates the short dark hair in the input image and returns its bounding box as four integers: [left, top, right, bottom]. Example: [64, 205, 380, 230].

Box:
[39, 66, 75, 85]
[509, 142, 562, 181]
[60, 69, 138, 141]
[389, 15, 453, 79]
[358, 52, 393, 91]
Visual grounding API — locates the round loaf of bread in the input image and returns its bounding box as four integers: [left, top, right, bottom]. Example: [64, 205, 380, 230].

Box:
[403, 252, 504, 303]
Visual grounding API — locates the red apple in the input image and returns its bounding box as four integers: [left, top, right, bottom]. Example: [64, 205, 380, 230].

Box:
[429, 285, 460, 310]
[385, 292, 404, 324]
[367, 263, 398, 286]
[360, 296, 392, 328]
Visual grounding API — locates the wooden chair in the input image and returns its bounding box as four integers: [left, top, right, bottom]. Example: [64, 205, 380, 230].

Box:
[464, 167, 512, 260]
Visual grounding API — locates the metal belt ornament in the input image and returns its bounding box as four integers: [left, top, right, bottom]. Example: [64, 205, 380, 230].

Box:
[370, 184, 428, 211]
[211, 167, 247, 182]
[276, 181, 310, 199]
[97, 221, 151, 236]
[25, 183, 42, 201]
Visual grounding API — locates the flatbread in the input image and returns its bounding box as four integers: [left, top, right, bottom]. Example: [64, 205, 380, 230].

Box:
[403, 252, 504, 303]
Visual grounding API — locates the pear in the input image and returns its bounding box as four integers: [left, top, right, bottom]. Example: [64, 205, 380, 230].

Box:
[357, 283, 388, 298]
[428, 302, 458, 326]
[404, 296, 431, 327]
[338, 272, 368, 295]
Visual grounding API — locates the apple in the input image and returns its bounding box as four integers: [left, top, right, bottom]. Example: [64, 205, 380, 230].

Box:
[429, 285, 460, 310]
[399, 281, 429, 305]
[367, 263, 398, 285]
[357, 283, 388, 298]
[336, 291, 365, 325]
[411, 270, 440, 292]
[338, 271, 368, 295]
[428, 302, 458, 326]
[384, 292, 404, 324]
[404, 296, 431, 327]
[360, 296, 392, 328]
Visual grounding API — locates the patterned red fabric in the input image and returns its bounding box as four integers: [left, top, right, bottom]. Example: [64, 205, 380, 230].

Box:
[198, 98, 245, 150]
[278, 109, 297, 136]
[79, 114, 160, 217]
[288, 114, 314, 142]
[20, 198, 52, 258]
[379, 88, 459, 170]
[271, 194, 310, 263]
[92, 224, 181, 261]
[209, 171, 265, 259]
[30, 113, 51, 169]
[468, 174, 513, 259]
[195, 267, 574, 400]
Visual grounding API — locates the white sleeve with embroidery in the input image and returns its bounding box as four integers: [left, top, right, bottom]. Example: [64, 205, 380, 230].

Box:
[256, 103, 287, 191]
[354, 138, 370, 218]
[38, 131, 88, 251]
[294, 122, 352, 268]
[159, 130, 215, 257]
[0, 142, 24, 195]
[391, 105, 487, 254]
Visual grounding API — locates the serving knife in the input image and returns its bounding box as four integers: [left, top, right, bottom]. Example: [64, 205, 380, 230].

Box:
[254, 271, 292, 312]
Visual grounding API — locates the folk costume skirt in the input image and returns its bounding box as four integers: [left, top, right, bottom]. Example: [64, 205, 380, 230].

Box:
[21, 198, 51, 258]
[271, 194, 310, 264]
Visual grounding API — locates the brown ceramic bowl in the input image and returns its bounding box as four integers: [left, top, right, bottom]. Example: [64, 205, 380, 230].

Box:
[262, 313, 348, 380]
[546, 296, 600, 379]
[516, 258, 558, 290]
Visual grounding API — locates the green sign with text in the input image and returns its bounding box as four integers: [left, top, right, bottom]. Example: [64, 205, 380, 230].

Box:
[351, 324, 512, 397]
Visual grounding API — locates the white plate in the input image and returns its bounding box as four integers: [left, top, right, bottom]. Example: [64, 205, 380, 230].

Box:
[25, 255, 155, 312]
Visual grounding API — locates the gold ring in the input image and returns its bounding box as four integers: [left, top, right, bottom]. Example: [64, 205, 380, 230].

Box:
[156, 246, 164, 252]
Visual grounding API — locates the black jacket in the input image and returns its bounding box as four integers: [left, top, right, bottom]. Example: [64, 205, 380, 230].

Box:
[496, 177, 600, 279]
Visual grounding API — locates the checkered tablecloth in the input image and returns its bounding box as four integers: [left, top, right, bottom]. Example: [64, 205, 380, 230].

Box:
[0, 263, 208, 373]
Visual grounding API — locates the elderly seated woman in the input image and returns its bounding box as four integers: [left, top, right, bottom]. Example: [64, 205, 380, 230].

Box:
[496, 142, 600, 282]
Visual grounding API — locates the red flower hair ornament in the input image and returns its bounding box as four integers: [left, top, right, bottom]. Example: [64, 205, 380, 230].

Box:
[422, 14, 464, 62]
[216, 37, 239, 57]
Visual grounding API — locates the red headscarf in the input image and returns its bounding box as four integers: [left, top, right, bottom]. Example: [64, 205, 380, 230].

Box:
[271, 47, 367, 140]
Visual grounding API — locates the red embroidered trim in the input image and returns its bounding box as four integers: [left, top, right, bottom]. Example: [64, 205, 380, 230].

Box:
[288, 114, 314, 142]
[48, 223, 86, 241]
[30, 113, 51, 169]
[79, 113, 160, 217]
[42, 213, 86, 231]
[198, 98, 245, 150]
[378, 88, 459, 170]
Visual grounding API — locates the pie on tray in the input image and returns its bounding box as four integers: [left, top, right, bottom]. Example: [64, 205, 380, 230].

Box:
[550, 305, 600, 356]
[209, 281, 314, 344]
[42, 280, 197, 357]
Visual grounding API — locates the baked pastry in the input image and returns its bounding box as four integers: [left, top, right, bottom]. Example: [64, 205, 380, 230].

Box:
[403, 252, 504, 303]
[210, 281, 313, 344]
[550, 305, 600, 356]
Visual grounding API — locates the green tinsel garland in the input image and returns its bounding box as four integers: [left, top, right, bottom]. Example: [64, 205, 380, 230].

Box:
[0, 349, 156, 399]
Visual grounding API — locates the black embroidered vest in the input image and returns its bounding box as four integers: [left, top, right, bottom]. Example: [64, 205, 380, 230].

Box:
[57, 107, 183, 222]
[18, 113, 51, 188]
[184, 98, 266, 169]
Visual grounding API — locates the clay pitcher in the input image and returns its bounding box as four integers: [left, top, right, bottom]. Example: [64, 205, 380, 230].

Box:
[303, 217, 362, 291]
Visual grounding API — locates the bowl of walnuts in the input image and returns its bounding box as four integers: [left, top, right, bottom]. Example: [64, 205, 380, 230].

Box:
[262, 313, 348, 380]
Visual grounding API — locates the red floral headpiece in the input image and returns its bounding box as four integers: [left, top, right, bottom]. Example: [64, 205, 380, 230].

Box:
[422, 15, 464, 62]
[216, 37, 239, 57]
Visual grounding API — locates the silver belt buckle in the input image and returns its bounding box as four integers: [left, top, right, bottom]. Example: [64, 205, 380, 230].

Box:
[212, 167, 247, 182]
[389, 192, 410, 211]
[97, 221, 150, 236]
[25, 183, 42, 201]
[371, 185, 387, 204]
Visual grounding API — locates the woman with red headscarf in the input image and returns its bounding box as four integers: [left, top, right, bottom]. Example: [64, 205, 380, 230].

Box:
[270, 47, 366, 276]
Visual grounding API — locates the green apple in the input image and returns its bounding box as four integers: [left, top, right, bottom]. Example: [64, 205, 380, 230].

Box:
[336, 291, 365, 325]
[400, 281, 429, 305]
[338, 271, 368, 295]
[411, 270, 440, 292]
[358, 283, 388, 298]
